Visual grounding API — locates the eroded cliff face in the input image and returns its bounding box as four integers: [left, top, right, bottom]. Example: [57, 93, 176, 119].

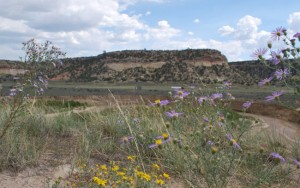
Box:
[49, 49, 229, 82]
[1, 50, 298, 85]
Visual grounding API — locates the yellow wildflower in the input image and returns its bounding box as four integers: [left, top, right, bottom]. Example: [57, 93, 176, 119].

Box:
[112, 165, 119, 171]
[163, 173, 170, 180]
[117, 171, 126, 176]
[152, 163, 160, 170]
[127, 155, 136, 162]
[155, 99, 161, 104]
[141, 173, 151, 181]
[162, 133, 169, 140]
[93, 177, 107, 186]
[155, 139, 163, 145]
[100, 165, 107, 171]
[156, 179, 165, 185]
[211, 146, 218, 154]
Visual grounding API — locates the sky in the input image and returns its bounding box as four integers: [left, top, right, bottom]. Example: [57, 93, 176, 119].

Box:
[0, 0, 300, 61]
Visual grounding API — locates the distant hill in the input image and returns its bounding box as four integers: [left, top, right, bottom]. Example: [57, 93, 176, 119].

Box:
[0, 49, 299, 85]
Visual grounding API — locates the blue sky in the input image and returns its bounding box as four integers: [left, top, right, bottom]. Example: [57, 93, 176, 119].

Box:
[0, 0, 299, 61]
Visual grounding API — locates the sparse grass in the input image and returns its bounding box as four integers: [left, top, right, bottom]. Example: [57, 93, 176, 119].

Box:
[0, 93, 299, 187]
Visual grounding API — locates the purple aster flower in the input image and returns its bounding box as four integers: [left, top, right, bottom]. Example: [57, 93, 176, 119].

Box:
[265, 90, 284, 101]
[223, 81, 232, 88]
[269, 152, 286, 163]
[270, 50, 283, 65]
[226, 134, 241, 150]
[293, 32, 300, 40]
[271, 27, 286, 40]
[203, 117, 209, 123]
[165, 110, 183, 118]
[242, 101, 252, 110]
[174, 90, 190, 99]
[149, 99, 170, 106]
[207, 140, 214, 146]
[198, 96, 208, 105]
[293, 159, 300, 167]
[251, 48, 268, 60]
[274, 68, 289, 80]
[218, 121, 223, 127]
[258, 77, 273, 86]
[211, 93, 223, 100]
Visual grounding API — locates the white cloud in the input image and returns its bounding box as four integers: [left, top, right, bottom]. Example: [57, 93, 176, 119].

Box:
[194, 19, 200, 24]
[288, 12, 300, 33]
[0, 17, 33, 33]
[145, 20, 180, 40]
[188, 31, 194, 36]
[145, 11, 151, 16]
[218, 25, 235, 36]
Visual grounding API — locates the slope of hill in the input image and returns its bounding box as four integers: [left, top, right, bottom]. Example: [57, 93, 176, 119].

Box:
[0, 49, 299, 85]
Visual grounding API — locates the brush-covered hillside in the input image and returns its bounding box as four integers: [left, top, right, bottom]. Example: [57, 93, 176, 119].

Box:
[0, 49, 299, 85]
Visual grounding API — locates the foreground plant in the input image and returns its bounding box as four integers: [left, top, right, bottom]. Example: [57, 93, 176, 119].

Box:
[0, 39, 65, 139]
[252, 27, 300, 103]
[53, 157, 171, 187]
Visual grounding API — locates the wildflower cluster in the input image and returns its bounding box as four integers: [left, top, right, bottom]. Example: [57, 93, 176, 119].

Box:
[55, 158, 171, 187]
[252, 27, 300, 101]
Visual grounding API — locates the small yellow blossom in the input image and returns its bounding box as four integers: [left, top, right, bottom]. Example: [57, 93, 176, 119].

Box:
[152, 164, 160, 170]
[156, 179, 165, 185]
[162, 133, 169, 140]
[155, 99, 161, 104]
[211, 146, 218, 154]
[155, 139, 163, 145]
[141, 173, 151, 181]
[230, 139, 237, 145]
[93, 177, 107, 186]
[163, 173, 170, 180]
[100, 165, 107, 171]
[127, 155, 136, 162]
[112, 165, 119, 171]
[117, 171, 126, 176]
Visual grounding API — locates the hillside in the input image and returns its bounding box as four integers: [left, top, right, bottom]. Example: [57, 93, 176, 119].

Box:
[0, 49, 299, 85]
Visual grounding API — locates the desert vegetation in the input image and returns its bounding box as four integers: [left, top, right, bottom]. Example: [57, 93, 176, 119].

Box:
[0, 28, 299, 188]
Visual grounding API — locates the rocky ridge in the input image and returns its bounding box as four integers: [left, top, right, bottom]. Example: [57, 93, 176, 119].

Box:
[0, 49, 299, 85]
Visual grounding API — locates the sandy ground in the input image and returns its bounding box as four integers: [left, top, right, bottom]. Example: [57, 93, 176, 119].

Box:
[0, 107, 299, 188]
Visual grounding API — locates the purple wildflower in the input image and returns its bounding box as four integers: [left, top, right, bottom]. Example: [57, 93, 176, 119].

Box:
[274, 68, 289, 80]
[293, 159, 300, 167]
[211, 93, 223, 100]
[258, 77, 273, 86]
[251, 48, 268, 60]
[203, 117, 209, 123]
[293, 32, 300, 40]
[242, 101, 252, 110]
[223, 81, 232, 88]
[265, 90, 284, 101]
[198, 96, 208, 105]
[149, 99, 169, 106]
[218, 121, 223, 127]
[270, 50, 283, 65]
[269, 152, 286, 163]
[271, 27, 286, 40]
[226, 134, 241, 150]
[207, 140, 214, 146]
[174, 90, 190, 99]
[165, 110, 183, 118]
